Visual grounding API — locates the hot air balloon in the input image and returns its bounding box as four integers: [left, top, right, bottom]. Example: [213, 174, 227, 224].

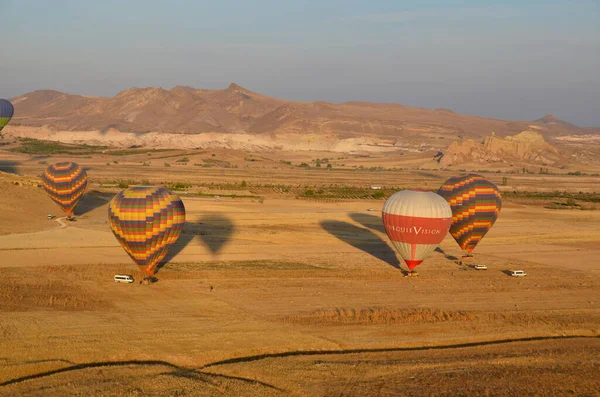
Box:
[382, 190, 453, 274]
[41, 162, 88, 219]
[437, 174, 502, 257]
[0, 99, 14, 133]
[108, 186, 185, 280]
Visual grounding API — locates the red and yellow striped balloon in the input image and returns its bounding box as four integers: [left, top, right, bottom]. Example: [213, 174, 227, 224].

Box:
[108, 186, 185, 276]
[41, 162, 88, 215]
[437, 174, 502, 254]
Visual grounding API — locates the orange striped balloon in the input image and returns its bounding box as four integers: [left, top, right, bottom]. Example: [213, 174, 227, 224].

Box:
[437, 174, 502, 254]
[108, 186, 185, 276]
[41, 162, 88, 215]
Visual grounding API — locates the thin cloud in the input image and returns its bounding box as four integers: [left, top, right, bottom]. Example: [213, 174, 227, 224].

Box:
[342, 6, 522, 23]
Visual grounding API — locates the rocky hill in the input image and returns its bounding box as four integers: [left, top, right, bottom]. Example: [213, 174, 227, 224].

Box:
[9, 84, 597, 141]
[438, 129, 565, 166]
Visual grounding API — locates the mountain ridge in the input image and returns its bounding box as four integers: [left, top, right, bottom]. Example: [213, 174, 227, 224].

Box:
[8, 83, 598, 140]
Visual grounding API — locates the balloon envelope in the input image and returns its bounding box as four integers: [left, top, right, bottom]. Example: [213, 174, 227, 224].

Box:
[0, 99, 14, 132]
[437, 174, 502, 254]
[382, 190, 452, 270]
[108, 186, 185, 276]
[41, 162, 88, 215]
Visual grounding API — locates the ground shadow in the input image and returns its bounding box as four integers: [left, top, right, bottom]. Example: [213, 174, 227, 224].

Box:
[75, 190, 115, 216]
[320, 220, 400, 269]
[157, 214, 236, 273]
[0, 160, 20, 174]
[434, 247, 459, 261]
[193, 214, 236, 256]
[501, 270, 513, 277]
[348, 212, 386, 234]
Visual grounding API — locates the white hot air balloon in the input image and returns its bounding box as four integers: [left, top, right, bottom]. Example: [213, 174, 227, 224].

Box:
[382, 190, 453, 273]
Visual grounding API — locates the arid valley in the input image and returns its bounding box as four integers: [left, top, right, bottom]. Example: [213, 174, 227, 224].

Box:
[3, 0, 600, 393]
[1, 119, 599, 395]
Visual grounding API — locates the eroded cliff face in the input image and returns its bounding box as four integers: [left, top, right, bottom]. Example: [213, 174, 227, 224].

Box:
[440, 129, 563, 166]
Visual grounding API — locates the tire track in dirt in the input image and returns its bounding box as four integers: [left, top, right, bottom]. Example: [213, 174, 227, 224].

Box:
[53, 217, 67, 229]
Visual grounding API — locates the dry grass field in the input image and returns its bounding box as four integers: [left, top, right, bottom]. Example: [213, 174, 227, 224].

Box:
[1, 148, 599, 396]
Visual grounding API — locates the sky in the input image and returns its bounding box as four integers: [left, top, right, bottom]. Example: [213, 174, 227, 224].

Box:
[0, 0, 598, 126]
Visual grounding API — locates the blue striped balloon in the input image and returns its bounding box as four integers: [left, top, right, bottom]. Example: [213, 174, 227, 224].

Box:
[0, 99, 14, 133]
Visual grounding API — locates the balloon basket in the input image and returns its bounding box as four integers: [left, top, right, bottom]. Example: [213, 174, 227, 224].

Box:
[405, 271, 419, 277]
[140, 276, 158, 285]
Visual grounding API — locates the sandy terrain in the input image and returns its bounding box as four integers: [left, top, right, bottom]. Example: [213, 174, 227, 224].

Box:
[0, 152, 599, 396]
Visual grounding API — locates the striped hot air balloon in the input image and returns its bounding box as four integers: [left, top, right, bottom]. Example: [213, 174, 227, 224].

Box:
[0, 99, 14, 133]
[382, 190, 453, 272]
[108, 186, 185, 277]
[437, 174, 502, 255]
[41, 162, 88, 217]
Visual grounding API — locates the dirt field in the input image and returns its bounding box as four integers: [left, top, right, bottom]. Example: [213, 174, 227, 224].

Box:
[1, 151, 599, 396]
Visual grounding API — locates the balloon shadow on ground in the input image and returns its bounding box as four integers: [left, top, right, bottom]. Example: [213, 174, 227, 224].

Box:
[75, 190, 115, 216]
[320, 220, 400, 270]
[0, 160, 20, 175]
[348, 212, 386, 234]
[434, 247, 459, 261]
[156, 214, 236, 273]
[194, 214, 236, 255]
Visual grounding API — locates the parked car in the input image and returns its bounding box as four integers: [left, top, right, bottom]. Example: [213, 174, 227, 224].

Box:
[473, 264, 488, 270]
[510, 270, 526, 277]
[114, 274, 134, 283]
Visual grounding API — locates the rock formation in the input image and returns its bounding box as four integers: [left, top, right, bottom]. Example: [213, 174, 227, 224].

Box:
[439, 129, 563, 166]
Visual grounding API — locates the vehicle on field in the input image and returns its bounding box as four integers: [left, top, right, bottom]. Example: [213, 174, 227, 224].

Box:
[510, 270, 526, 277]
[473, 264, 487, 270]
[114, 274, 134, 283]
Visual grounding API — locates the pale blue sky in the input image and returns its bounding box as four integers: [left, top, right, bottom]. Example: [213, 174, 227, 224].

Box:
[0, 0, 598, 125]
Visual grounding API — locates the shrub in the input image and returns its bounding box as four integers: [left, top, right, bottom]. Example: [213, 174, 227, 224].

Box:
[164, 182, 191, 191]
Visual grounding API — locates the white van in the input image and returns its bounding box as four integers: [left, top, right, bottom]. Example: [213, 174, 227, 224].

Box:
[510, 270, 526, 277]
[114, 274, 134, 283]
